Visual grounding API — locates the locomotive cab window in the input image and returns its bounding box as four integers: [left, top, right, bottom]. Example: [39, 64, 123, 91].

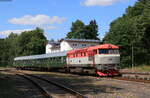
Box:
[99, 49, 108, 54]
[99, 49, 119, 54]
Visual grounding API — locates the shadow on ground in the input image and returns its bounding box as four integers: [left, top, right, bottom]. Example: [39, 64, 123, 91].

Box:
[0, 72, 43, 98]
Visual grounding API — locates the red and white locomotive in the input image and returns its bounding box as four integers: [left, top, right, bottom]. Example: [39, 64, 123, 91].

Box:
[67, 44, 120, 76]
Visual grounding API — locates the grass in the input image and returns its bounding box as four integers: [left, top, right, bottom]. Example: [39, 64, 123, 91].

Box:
[122, 65, 150, 72]
[133, 65, 150, 72]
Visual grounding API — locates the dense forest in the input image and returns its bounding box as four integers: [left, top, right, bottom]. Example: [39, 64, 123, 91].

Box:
[103, 0, 150, 67]
[0, 28, 47, 66]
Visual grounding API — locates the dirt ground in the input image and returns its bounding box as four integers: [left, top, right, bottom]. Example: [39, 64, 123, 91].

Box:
[0, 68, 150, 98]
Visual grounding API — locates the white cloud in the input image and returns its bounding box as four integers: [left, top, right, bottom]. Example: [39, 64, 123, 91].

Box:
[9, 15, 66, 25]
[0, 29, 32, 36]
[83, 0, 126, 6]
[44, 26, 57, 30]
[39, 25, 57, 30]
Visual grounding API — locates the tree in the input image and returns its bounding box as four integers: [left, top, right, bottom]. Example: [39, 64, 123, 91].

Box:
[87, 20, 99, 40]
[17, 27, 47, 56]
[0, 39, 6, 66]
[66, 19, 85, 39]
[103, 0, 150, 67]
[0, 33, 19, 66]
[0, 27, 47, 67]
[66, 19, 99, 40]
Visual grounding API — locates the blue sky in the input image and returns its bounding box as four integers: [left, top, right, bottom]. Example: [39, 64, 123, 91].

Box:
[0, 0, 137, 40]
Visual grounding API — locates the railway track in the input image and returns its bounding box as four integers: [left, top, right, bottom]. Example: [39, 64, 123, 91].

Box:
[16, 73, 52, 98]
[25, 73, 87, 98]
[2, 69, 87, 98]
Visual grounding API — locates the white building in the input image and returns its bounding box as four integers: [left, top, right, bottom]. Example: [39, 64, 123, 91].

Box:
[46, 39, 100, 54]
[46, 42, 60, 54]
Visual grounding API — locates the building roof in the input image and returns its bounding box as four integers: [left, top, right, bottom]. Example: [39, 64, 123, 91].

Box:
[14, 51, 67, 61]
[60, 38, 100, 43]
[47, 42, 60, 48]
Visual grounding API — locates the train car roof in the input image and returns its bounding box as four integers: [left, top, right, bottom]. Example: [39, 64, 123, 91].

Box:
[14, 51, 68, 61]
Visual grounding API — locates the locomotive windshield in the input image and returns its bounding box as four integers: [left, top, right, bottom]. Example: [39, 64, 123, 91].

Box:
[99, 49, 119, 54]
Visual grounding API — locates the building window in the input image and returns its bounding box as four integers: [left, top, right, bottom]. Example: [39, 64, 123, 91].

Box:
[90, 44, 95, 46]
[82, 44, 86, 46]
[73, 43, 77, 46]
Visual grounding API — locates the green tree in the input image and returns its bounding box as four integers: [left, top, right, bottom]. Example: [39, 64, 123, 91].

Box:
[103, 0, 150, 67]
[86, 20, 99, 40]
[1, 33, 19, 66]
[66, 19, 85, 38]
[0, 27, 47, 66]
[66, 19, 99, 40]
[0, 39, 6, 66]
[18, 27, 47, 56]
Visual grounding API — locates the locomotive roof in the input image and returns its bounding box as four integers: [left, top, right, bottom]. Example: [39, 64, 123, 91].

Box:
[88, 44, 119, 50]
[68, 44, 119, 54]
[14, 51, 67, 61]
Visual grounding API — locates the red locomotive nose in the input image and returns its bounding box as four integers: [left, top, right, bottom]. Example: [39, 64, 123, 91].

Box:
[96, 70, 119, 76]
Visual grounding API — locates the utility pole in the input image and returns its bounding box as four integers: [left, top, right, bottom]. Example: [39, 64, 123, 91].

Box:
[132, 44, 134, 68]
